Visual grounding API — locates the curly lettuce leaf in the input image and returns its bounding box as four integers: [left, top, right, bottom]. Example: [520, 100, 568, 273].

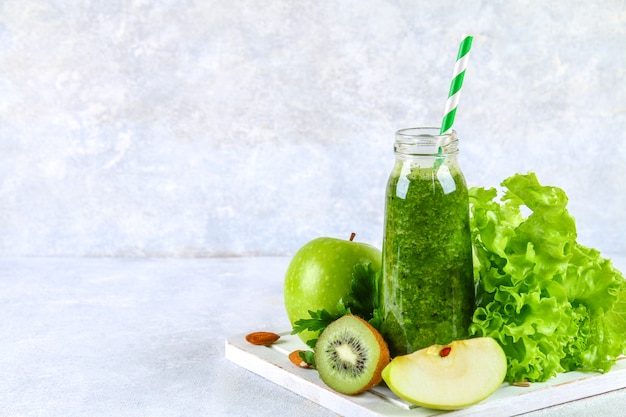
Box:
[469, 172, 626, 382]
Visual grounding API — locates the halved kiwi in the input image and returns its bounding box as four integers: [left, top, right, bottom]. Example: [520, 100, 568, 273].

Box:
[314, 315, 390, 395]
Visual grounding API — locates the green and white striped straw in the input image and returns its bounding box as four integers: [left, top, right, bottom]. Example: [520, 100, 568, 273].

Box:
[440, 35, 473, 135]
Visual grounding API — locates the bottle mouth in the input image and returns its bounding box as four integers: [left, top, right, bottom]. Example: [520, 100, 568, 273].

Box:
[395, 127, 458, 156]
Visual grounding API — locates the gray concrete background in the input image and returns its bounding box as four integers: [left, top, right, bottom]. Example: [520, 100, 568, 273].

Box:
[1, 0, 624, 257]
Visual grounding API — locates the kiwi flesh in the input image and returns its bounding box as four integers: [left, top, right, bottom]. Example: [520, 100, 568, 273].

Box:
[314, 315, 390, 395]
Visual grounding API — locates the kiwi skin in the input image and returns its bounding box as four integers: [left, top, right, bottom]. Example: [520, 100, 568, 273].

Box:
[314, 315, 390, 395]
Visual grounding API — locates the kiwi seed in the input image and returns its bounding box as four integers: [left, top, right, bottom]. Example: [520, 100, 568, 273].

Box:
[314, 315, 390, 395]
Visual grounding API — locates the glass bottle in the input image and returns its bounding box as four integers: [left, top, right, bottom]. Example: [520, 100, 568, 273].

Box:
[380, 127, 475, 357]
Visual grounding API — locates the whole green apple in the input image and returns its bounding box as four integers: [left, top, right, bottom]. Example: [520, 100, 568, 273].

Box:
[284, 235, 382, 345]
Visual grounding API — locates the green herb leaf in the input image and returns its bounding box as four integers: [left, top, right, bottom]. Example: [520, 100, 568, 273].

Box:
[299, 350, 316, 367]
[291, 309, 340, 337]
[305, 338, 317, 349]
[368, 307, 383, 331]
[341, 263, 380, 323]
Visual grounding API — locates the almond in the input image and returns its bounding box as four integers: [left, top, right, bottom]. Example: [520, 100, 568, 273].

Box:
[245, 331, 280, 345]
[289, 350, 311, 368]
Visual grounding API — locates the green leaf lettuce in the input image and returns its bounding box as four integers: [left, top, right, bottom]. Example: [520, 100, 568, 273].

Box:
[469, 172, 626, 382]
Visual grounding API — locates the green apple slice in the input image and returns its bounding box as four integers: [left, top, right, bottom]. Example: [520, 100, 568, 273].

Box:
[382, 337, 507, 410]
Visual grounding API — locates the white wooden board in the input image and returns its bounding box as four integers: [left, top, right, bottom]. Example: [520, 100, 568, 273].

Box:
[225, 331, 626, 417]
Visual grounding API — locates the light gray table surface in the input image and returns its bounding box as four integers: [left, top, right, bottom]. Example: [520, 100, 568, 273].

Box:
[2, 256, 625, 417]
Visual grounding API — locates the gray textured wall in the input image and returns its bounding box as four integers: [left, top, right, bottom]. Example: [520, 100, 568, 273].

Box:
[1, 1, 625, 257]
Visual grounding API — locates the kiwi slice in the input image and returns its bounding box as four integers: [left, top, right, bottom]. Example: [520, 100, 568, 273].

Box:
[314, 315, 390, 395]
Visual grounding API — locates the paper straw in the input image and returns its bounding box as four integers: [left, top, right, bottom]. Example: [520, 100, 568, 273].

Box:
[440, 35, 473, 135]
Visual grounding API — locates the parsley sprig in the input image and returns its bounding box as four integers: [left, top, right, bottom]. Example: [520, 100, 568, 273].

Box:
[341, 262, 382, 329]
[290, 262, 382, 361]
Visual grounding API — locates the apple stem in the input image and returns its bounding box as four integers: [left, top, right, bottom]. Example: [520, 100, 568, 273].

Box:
[349, 232, 356, 242]
[440, 347, 452, 357]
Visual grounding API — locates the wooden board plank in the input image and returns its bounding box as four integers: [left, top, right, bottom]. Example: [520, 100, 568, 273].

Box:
[225, 331, 626, 417]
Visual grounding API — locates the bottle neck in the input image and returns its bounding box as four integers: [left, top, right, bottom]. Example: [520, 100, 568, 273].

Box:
[394, 127, 459, 157]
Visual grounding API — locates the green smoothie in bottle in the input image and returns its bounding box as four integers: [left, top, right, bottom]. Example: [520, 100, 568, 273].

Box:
[380, 127, 475, 357]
